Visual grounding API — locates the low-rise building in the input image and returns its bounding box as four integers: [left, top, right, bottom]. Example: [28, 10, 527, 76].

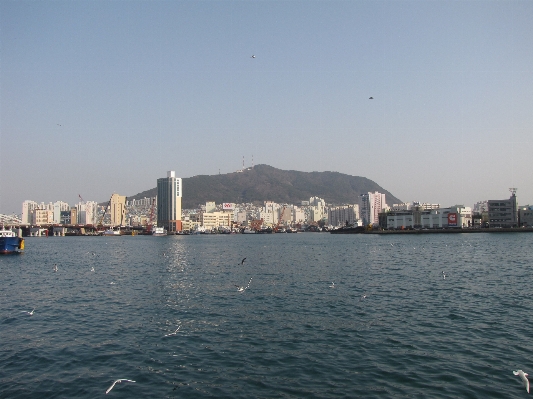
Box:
[487, 192, 518, 227]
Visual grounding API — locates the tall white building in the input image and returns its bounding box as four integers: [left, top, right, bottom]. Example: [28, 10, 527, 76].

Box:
[53, 201, 70, 224]
[360, 191, 386, 226]
[21, 200, 39, 224]
[157, 171, 182, 232]
[77, 201, 98, 225]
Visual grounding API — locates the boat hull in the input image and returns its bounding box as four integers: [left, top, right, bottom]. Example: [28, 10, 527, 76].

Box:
[0, 237, 24, 254]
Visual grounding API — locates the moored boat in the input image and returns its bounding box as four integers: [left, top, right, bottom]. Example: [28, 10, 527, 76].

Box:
[102, 229, 121, 236]
[152, 227, 167, 236]
[0, 226, 24, 254]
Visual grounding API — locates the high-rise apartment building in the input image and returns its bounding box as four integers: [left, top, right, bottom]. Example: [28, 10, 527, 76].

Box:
[110, 193, 127, 226]
[157, 171, 182, 232]
[360, 191, 386, 226]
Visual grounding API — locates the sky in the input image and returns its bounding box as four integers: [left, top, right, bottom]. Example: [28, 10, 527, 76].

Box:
[1, 0, 532, 214]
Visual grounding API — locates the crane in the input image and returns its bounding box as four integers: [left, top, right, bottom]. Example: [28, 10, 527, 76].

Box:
[146, 200, 156, 233]
[274, 206, 287, 232]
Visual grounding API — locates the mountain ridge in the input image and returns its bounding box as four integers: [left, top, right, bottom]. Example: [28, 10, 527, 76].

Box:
[127, 164, 402, 209]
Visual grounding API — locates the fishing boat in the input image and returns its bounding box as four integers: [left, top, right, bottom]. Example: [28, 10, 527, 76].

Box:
[152, 227, 167, 236]
[0, 226, 24, 254]
[102, 228, 121, 236]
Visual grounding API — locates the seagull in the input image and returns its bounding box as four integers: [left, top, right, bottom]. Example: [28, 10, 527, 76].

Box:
[513, 370, 530, 393]
[361, 294, 367, 300]
[442, 271, 446, 280]
[240, 258, 247, 265]
[329, 282, 335, 288]
[105, 379, 136, 394]
[22, 308, 35, 315]
[57, 124, 62, 126]
[235, 277, 252, 292]
[91, 267, 95, 272]
[369, 97, 373, 99]
[164, 326, 181, 337]
[53, 264, 58, 272]
[251, 55, 256, 58]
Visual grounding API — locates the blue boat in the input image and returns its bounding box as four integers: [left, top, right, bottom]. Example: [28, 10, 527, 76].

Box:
[0, 226, 24, 254]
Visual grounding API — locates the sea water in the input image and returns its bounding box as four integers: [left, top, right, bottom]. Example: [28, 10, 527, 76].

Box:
[1, 233, 532, 398]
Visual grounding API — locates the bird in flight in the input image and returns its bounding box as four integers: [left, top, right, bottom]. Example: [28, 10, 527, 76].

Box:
[329, 282, 335, 288]
[53, 264, 58, 272]
[513, 370, 530, 393]
[251, 55, 256, 58]
[22, 308, 35, 315]
[240, 258, 247, 265]
[369, 97, 374, 100]
[164, 326, 181, 337]
[442, 271, 446, 280]
[235, 277, 252, 292]
[105, 379, 136, 394]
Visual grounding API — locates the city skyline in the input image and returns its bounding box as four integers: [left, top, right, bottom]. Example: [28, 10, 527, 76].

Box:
[1, 1, 532, 214]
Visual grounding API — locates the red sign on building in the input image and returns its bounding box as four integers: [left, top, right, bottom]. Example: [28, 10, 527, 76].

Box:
[448, 213, 458, 227]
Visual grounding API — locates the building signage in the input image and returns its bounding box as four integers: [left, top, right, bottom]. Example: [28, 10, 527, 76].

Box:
[222, 203, 234, 210]
[448, 212, 458, 227]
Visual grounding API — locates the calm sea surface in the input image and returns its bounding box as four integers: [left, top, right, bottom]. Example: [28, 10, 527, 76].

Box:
[1, 233, 532, 398]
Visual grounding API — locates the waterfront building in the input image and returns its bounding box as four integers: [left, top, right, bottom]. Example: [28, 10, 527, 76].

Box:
[21, 200, 39, 225]
[33, 209, 54, 225]
[110, 193, 127, 226]
[328, 205, 360, 227]
[292, 207, 305, 225]
[77, 201, 98, 225]
[53, 201, 70, 224]
[360, 192, 386, 226]
[487, 192, 518, 227]
[157, 171, 182, 232]
[519, 205, 533, 227]
[383, 205, 472, 229]
[200, 211, 232, 230]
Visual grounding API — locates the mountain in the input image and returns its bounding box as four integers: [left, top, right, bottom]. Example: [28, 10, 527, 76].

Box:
[128, 164, 402, 209]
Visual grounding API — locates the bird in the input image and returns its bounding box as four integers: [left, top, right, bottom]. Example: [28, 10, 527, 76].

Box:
[361, 294, 367, 300]
[105, 379, 136, 394]
[513, 370, 530, 393]
[164, 326, 181, 337]
[329, 282, 335, 288]
[91, 267, 95, 272]
[57, 124, 62, 126]
[22, 308, 35, 315]
[235, 277, 252, 292]
[53, 264, 58, 272]
[442, 271, 446, 280]
[251, 55, 256, 58]
[369, 97, 373, 99]
[240, 258, 247, 265]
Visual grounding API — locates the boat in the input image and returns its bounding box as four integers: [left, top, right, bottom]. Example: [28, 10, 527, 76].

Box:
[0, 226, 25, 254]
[152, 227, 167, 236]
[242, 227, 256, 234]
[102, 229, 121, 236]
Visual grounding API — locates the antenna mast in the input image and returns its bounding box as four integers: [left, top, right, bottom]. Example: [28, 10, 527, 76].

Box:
[509, 187, 517, 196]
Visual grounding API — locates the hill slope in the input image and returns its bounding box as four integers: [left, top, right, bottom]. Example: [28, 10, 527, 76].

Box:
[128, 164, 401, 209]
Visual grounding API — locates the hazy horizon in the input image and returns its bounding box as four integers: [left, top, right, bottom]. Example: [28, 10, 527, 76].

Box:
[2, 1, 532, 214]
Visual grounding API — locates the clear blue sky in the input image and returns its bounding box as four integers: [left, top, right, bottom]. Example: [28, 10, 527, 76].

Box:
[1, 0, 532, 214]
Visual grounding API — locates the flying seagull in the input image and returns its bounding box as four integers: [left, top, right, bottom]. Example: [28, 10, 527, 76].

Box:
[329, 282, 335, 288]
[106, 379, 136, 394]
[369, 97, 373, 99]
[235, 277, 252, 292]
[442, 271, 446, 280]
[164, 326, 181, 337]
[240, 258, 247, 265]
[22, 308, 35, 315]
[53, 264, 58, 272]
[251, 55, 256, 58]
[513, 370, 530, 393]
